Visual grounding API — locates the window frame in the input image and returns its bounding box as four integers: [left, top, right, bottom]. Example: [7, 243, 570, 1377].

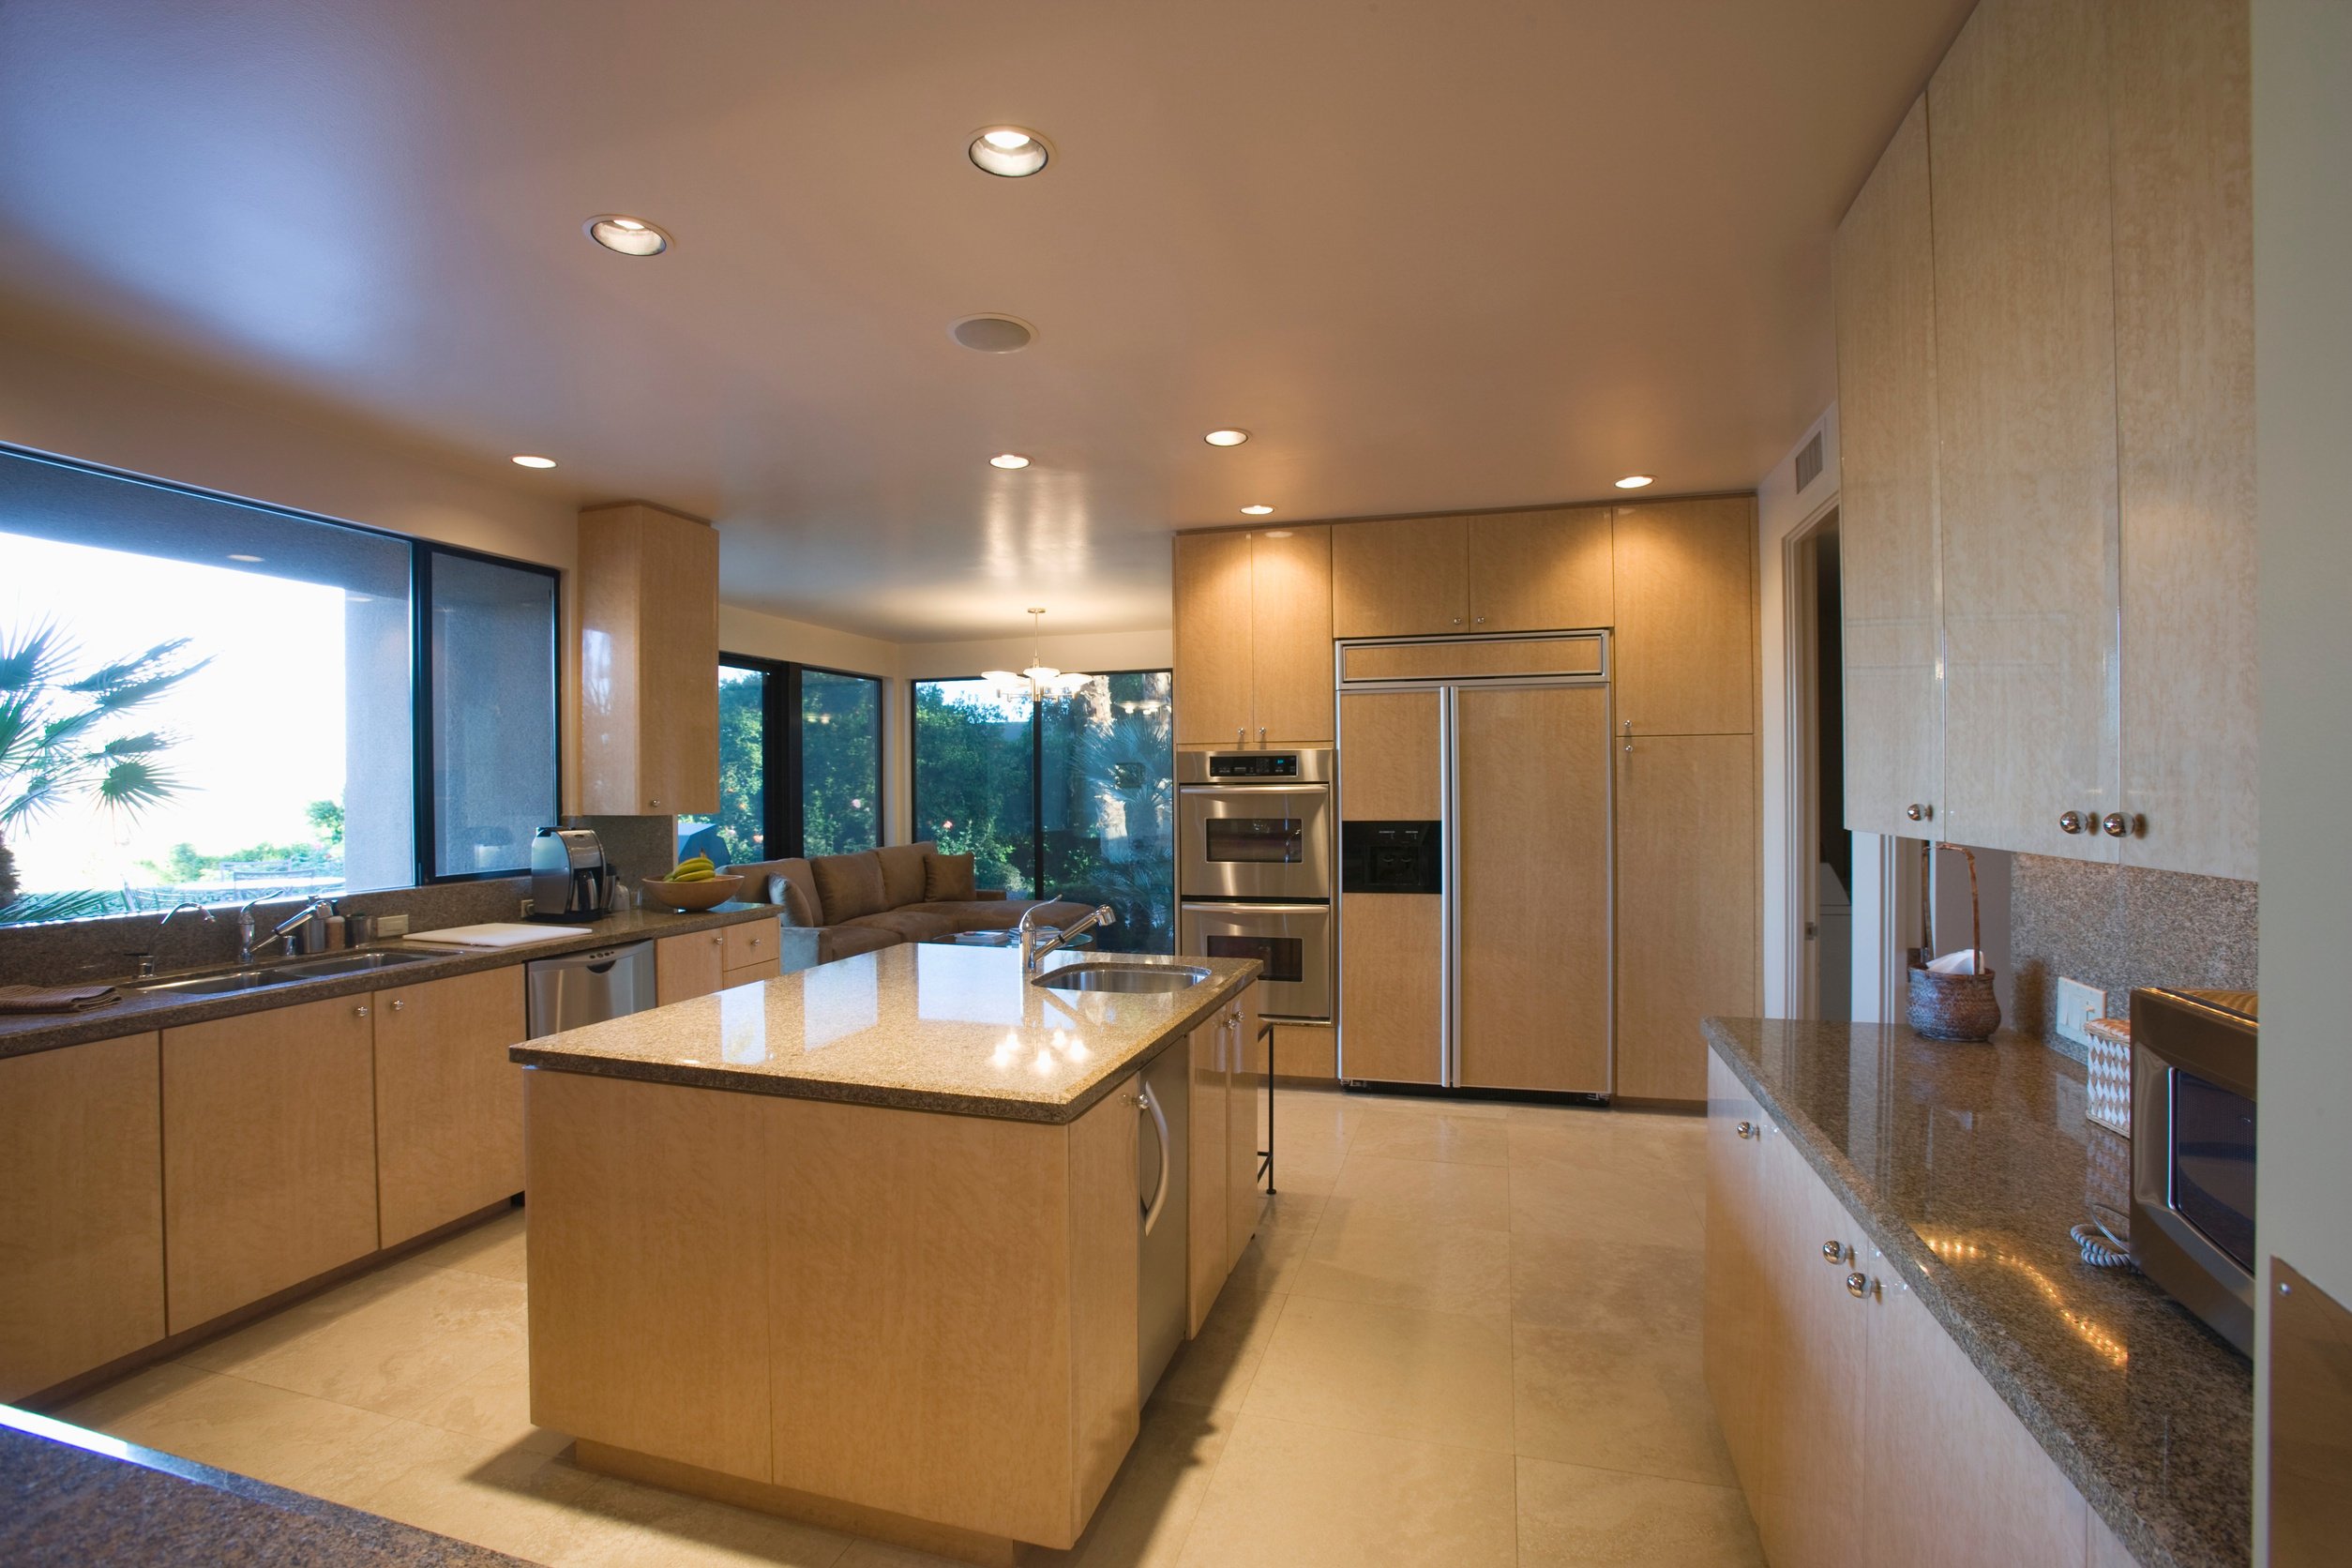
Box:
[716, 653, 886, 861]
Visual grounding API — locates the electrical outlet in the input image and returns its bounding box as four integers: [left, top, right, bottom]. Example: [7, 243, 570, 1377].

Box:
[2057, 977, 2104, 1048]
[377, 912, 411, 938]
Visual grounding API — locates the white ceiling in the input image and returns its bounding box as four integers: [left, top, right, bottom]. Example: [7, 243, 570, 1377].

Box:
[0, 0, 1970, 641]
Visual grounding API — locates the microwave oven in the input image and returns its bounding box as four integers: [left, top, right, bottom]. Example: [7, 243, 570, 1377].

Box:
[2129, 987, 2257, 1355]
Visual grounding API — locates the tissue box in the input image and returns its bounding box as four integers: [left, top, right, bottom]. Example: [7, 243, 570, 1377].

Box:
[2086, 1017, 2132, 1137]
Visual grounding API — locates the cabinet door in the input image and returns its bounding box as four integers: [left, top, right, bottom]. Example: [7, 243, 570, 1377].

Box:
[1227, 987, 1261, 1274]
[1612, 498, 1756, 737]
[2110, 0, 2256, 881]
[1174, 531, 1256, 747]
[1862, 1271, 2088, 1565]
[1465, 506, 1612, 634]
[1702, 1052, 1773, 1533]
[1185, 1014, 1228, 1335]
[0, 1034, 164, 1401]
[1756, 1130, 1871, 1568]
[1331, 516, 1469, 638]
[579, 503, 720, 815]
[656, 929, 727, 1005]
[1616, 733, 1756, 1101]
[1336, 689, 1444, 1087]
[373, 967, 527, 1247]
[1456, 685, 1610, 1093]
[163, 996, 379, 1332]
[1249, 525, 1334, 745]
[1835, 96, 1946, 838]
[1930, 0, 2121, 860]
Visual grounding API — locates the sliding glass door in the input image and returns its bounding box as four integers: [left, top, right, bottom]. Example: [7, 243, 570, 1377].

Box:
[684, 657, 882, 866]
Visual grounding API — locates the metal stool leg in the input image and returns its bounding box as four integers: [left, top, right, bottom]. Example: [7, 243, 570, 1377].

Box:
[1257, 1021, 1275, 1194]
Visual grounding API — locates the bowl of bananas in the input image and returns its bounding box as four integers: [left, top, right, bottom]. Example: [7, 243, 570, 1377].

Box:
[640, 855, 745, 912]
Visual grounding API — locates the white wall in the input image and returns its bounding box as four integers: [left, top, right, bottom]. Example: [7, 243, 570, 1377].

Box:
[1756, 404, 1842, 1018]
[2253, 0, 2352, 1553]
[898, 629, 1175, 683]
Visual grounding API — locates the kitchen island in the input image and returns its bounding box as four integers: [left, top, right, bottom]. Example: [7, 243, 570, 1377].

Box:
[511, 943, 1261, 1563]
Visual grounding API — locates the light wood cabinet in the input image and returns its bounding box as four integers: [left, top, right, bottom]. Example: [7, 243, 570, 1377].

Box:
[1616, 733, 1756, 1101]
[722, 916, 776, 973]
[656, 928, 727, 1004]
[578, 501, 720, 815]
[1703, 1053, 1774, 1527]
[1612, 496, 1756, 738]
[1331, 515, 1469, 638]
[1456, 684, 1611, 1093]
[163, 995, 380, 1333]
[373, 967, 527, 1247]
[1337, 688, 1444, 1087]
[1930, 0, 2122, 862]
[1186, 1009, 1229, 1335]
[1833, 95, 1946, 839]
[0, 1034, 165, 1402]
[1173, 526, 1333, 747]
[1227, 983, 1262, 1274]
[1464, 506, 1613, 633]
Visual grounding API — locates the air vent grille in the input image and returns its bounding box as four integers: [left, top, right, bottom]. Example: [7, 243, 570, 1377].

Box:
[1795, 430, 1825, 492]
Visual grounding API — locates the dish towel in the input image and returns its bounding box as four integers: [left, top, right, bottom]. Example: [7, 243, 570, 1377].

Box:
[0, 983, 125, 1015]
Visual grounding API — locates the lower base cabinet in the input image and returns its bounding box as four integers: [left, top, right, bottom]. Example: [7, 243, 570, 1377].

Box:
[1705, 1048, 2093, 1567]
[656, 928, 729, 1003]
[374, 966, 529, 1246]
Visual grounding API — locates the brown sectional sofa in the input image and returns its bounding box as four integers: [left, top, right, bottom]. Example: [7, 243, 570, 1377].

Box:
[724, 841, 1096, 964]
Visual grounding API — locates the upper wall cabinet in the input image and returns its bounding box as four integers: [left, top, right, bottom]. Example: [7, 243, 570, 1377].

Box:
[1837, 0, 2254, 881]
[578, 502, 721, 816]
[1173, 525, 1334, 747]
[1833, 97, 1945, 841]
[1612, 497, 1756, 737]
[1332, 507, 1610, 639]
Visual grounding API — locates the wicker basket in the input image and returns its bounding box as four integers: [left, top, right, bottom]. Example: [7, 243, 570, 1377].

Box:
[1907, 842, 2002, 1043]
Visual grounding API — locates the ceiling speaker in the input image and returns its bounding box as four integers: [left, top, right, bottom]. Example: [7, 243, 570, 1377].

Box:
[950, 314, 1036, 353]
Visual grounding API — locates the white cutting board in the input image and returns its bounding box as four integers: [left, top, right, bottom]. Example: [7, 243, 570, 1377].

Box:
[406, 922, 592, 949]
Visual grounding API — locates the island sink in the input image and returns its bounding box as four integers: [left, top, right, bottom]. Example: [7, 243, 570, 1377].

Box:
[1032, 963, 1211, 993]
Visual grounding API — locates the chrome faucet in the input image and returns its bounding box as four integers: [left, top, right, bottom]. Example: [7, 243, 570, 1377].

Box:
[238, 897, 334, 964]
[1020, 902, 1117, 975]
[158, 901, 217, 930]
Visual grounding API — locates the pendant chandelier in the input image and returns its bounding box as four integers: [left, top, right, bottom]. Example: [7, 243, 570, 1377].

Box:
[983, 609, 1093, 699]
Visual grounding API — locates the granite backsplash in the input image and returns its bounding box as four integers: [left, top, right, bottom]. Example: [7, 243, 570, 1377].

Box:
[2008, 853, 2258, 1049]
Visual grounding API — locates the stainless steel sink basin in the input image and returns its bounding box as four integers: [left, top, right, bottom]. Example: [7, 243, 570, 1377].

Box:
[134, 948, 440, 995]
[1032, 963, 1212, 994]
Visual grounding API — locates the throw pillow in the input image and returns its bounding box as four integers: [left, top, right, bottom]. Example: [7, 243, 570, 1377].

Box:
[766, 875, 818, 928]
[810, 852, 887, 924]
[924, 850, 978, 901]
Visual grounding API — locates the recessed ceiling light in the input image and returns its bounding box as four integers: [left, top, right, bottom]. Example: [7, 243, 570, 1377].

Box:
[511, 455, 557, 469]
[583, 215, 671, 256]
[228, 552, 264, 563]
[1614, 474, 1654, 490]
[989, 453, 1032, 469]
[1240, 505, 1274, 516]
[969, 127, 1049, 178]
[1204, 429, 1250, 447]
[949, 313, 1036, 353]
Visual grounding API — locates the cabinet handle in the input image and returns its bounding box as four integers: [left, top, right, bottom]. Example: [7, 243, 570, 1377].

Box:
[2101, 812, 2142, 838]
[1259, 726, 1267, 746]
[748, 934, 761, 948]
[2059, 810, 2085, 835]
[1236, 728, 1244, 746]
[354, 1004, 370, 1018]
[1621, 718, 1634, 756]
[649, 798, 662, 810]
[1473, 615, 1486, 625]
[390, 999, 405, 1012]
[1846, 1272, 1873, 1300]
[1450, 617, 1463, 626]
[1821, 1240, 1846, 1264]
[1907, 803, 1931, 822]
[1137, 1085, 1171, 1234]
[711, 934, 723, 946]
[1735, 1120, 1757, 1139]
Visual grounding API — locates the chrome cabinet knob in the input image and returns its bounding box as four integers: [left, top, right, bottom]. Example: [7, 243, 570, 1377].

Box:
[1822, 1240, 1846, 1264]
[2101, 812, 2142, 838]
[649, 798, 662, 810]
[2059, 810, 2085, 835]
[1906, 803, 1930, 822]
[749, 934, 761, 948]
[354, 1004, 369, 1018]
[711, 934, 723, 946]
[1846, 1272, 1871, 1300]
[1473, 615, 1486, 625]
[390, 999, 404, 1012]
[1735, 1120, 1758, 1140]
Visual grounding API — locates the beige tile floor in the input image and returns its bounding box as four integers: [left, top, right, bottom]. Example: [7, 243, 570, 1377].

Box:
[60, 1087, 1762, 1567]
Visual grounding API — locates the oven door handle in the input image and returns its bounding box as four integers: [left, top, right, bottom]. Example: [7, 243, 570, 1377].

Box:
[1177, 901, 1334, 916]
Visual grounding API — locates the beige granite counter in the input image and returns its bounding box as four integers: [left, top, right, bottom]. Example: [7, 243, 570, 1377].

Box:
[509, 944, 1260, 1123]
[0, 904, 780, 1062]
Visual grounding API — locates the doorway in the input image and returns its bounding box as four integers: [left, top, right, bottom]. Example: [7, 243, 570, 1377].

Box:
[1788, 514, 1853, 1019]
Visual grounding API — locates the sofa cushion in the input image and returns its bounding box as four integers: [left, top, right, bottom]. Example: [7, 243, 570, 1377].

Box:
[724, 857, 822, 927]
[817, 924, 897, 963]
[810, 852, 887, 924]
[845, 909, 961, 943]
[876, 841, 933, 910]
[923, 850, 978, 901]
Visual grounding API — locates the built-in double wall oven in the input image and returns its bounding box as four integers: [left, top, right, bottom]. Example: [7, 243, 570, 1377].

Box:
[1177, 748, 1334, 1021]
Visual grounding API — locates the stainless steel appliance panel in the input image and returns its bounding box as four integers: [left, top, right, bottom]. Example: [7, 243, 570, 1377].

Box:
[1136, 1050, 1190, 1400]
[1178, 784, 1334, 900]
[2129, 986, 2256, 1354]
[524, 941, 656, 1039]
[1179, 901, 1333, 1022]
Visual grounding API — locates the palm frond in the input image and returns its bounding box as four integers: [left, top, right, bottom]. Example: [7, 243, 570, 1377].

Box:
[98, 731, 173, 759]
[0, 691, 44, 770]
[63, 638, 193, 696]
[0, 772, 68, 830]
[83, 655, 212, 715]
[94, 758, 186, 820]
[0, 623, 75, 694]
[0, 886, 126, 926]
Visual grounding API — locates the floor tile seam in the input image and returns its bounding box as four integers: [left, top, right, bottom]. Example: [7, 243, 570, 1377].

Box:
[1511, 1452, 1747, 1497]
[1227, 1403, 1522, 1463]
[176, 1335, 521, 1438]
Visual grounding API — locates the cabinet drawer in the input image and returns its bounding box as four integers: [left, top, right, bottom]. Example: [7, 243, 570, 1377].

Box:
[722, 919, 775, 972]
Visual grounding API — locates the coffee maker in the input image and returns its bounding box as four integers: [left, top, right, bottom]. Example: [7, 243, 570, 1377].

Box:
[530, 827, 615, 921]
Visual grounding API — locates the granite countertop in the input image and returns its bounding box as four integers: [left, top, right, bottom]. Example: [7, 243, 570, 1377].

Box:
[0, 1406, 532, 1567]
[0, 904, 780, 1062]
[511, 945, 1261, 1123]
[1703, 1018, 2250, 1568]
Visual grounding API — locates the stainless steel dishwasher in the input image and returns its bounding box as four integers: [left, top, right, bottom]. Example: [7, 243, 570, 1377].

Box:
[524, 941, 656, 1038]
[1135, 1041, 1191, 1401]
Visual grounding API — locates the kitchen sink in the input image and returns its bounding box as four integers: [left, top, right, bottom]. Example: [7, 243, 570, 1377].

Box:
[134, 948, 441, 996]
[1032, 963, 1212, 994]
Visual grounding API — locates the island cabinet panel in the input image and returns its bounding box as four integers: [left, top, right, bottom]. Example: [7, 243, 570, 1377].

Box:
[525, 1070, 774, 1482]
[373, 967, 526, 1247]
[1702, 1053, 1774, 1524]
[577, 501, 720, 816]
[1610, 497, 1756, 739]
[0, 1033, 165, 1402]
[1227, 983, 1263, 1274]
[1248, 524, 1334, 745]
[1187, 1009, 1230, 1336]
[2109, 0, 2256, 882]
[163, 996, 379, 1333]
[1332, 515, 1470, 638]
[1615, 734, 1756, 1101]
[1067, 1081, 1145, 1538]
[1833, 93, 1945, 839]
[1928, 0, 2122, 861]
[1464, 506, 1613, 634]
[1173, 530, 1254, 747]
[656, 928, 727, 1004]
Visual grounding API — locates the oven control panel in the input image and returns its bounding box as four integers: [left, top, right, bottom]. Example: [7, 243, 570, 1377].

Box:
[1208, 753, 1299, 778]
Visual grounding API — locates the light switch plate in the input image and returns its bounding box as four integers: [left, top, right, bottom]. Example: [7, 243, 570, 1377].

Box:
[377, 912, 411, 938]
[2057, 977, 2104, 1048]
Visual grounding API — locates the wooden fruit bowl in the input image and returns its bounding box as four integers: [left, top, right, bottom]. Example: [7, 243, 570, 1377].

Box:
[639, 874, 745, 912]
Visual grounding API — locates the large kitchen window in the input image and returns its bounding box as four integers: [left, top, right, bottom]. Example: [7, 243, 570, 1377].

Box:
[912, 671, 1174, 953]
[680, 656, 882, 866]
[0, 445, 557, 925]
